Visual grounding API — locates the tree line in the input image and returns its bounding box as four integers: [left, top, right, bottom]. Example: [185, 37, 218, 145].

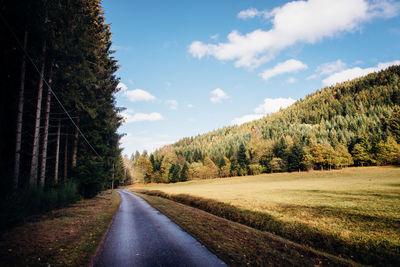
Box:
[127, 66, 400, 183]
[0, 0, 124, 212]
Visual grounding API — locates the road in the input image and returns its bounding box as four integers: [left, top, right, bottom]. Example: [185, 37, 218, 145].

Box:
[92, 190, 227, 267]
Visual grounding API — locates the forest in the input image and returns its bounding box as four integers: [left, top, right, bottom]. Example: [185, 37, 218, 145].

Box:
[127, 66, 400, 183]
[0, 0, 126, 227]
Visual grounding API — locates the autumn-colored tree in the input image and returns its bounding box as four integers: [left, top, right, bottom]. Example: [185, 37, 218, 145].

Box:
[336, 144, 353, 168]
[374, 136, 400, 165]
[203, 157, 219, 179]
[352, 144, 370, 166]
[270, 157, 283, 173]
[301, 147, 314, 171]
[160, 152, 178, 182]
[135, 157, 153, 183]
[219, 157, 231, 177]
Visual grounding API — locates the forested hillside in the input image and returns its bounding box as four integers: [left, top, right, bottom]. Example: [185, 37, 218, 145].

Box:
[0, 0, 125, 226]
[131, 66, 400, 183]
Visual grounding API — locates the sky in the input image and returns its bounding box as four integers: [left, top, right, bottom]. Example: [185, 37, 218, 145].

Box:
[101, 0, 400, 157]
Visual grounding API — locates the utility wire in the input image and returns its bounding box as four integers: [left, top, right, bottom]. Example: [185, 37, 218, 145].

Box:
[0, 12, 100, 157]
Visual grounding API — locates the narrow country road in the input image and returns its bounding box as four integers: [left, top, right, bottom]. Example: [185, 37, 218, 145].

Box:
[92, 190, 227, 267]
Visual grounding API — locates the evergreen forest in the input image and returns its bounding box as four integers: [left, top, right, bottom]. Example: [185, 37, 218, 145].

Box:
[128, 66, 400, 183]
[0, 0, 126, 227]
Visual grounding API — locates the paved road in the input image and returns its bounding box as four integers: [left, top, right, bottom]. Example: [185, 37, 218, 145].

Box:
[92, 190, 227, 267]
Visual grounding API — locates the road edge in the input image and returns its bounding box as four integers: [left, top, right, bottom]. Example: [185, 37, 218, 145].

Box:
[88, 190, 121, 267]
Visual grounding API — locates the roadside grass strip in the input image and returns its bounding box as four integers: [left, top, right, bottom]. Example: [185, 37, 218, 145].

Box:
[0, 190, 120, 266]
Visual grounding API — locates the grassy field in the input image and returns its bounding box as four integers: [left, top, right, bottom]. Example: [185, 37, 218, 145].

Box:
[0, 190, 120, 266]
[133, 167, 400, 265]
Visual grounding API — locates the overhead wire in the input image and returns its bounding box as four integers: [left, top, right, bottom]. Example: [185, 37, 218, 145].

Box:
[0, 12, 101, 157]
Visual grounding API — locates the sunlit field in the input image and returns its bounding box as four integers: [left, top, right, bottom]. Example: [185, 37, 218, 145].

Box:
[135, 167, 400, 265]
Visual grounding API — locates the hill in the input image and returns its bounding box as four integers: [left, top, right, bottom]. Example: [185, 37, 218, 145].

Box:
[134, 66, 400, 183]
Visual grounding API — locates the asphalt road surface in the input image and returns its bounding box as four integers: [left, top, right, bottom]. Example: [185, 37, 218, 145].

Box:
[92, 190, 227, 267]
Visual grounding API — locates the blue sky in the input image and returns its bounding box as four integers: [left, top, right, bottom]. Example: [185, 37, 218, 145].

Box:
[101, 0, 400, 156]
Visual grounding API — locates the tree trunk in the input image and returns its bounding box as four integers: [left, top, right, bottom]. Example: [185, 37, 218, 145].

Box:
[29, 39, 46, 187]
[54, 120, 61, 184]
[39, 65, 53, 187]
[13, 29, 28, 190]
[71, 117, 79, 168]
[64, 132, 68, 182]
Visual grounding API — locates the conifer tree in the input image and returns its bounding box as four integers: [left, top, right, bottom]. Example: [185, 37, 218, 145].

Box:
[180, 162, 189, 182]
[388, 105, 400, 143]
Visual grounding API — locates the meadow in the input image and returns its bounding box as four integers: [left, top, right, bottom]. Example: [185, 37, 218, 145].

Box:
[134, 167, 400, 265]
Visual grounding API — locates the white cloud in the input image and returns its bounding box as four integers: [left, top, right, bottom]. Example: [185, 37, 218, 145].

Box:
[232, 97, 296, 125]
[287, 77, 297, 84]
[187, 104, 194, 108]
[322, 60, 400, 86]
[368, 0, 400, 18]
[210, 34, 219, 41]
[117, 82, 128, 91]
[306, 74, 318, 80]
[316, 59, 347, 75]
[210, 88, 229, 103]
[130, 112, 163, 122]
[237, 8, 270, 20]
[189, 0, 398, 69]
[232, 114, 264, 125]
[260, 59, 307, 80]
[124, 89, 156, 102]
[120, 109, 134, 123]
[121, 109, 164, 123]
[254, 97, 296, 114]
[120, 133, 173, 154]
[307, 59, 347, 79]
[165, 99, 178, 110]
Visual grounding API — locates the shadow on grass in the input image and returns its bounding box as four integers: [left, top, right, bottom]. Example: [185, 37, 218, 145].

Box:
[387, 183, 400, 187]
[137, 189, 400, 267]
[273, 203, 398, 227]
[302, 189, 400, 200]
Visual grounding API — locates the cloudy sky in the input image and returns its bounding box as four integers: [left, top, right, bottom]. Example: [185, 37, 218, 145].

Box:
[102, 0, 400, 156]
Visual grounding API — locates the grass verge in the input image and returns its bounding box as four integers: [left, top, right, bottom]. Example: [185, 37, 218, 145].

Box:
[0, 190, 120, 266]
[135, 192, 358, 267]
[135, 188, 399, 266]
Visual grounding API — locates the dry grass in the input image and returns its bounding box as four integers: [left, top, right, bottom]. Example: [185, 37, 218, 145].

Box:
[0, 190, 120, 267]
[132, 167, 400, 266]
[136, 192, 358, 267]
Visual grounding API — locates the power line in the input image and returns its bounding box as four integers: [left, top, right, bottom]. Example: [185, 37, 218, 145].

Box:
[0, 12, 100, 157]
